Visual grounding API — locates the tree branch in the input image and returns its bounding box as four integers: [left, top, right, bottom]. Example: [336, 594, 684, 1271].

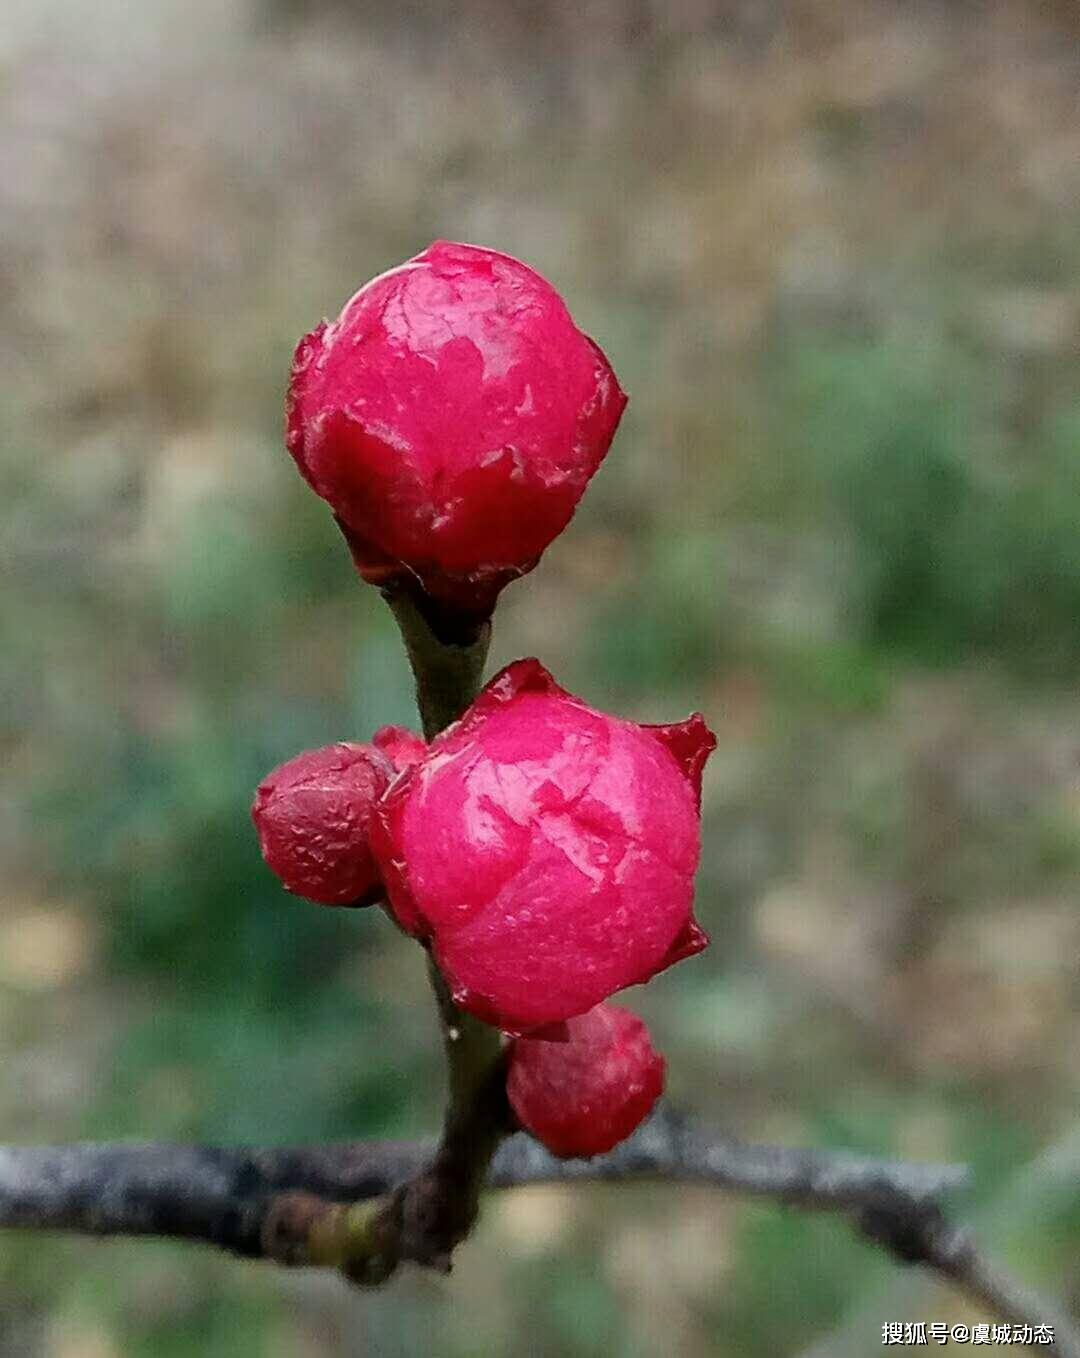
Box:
[1, 1107, 1075, 1353]
[0, 1108, 960, 1249]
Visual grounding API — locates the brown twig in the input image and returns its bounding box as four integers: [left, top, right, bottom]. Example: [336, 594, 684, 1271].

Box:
[1, 1108, 1076, 1352]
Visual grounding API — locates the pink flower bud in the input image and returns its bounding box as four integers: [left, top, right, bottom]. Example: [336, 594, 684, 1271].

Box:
[252, 743, 393, 907]
[507, 1003, 665, 1158]
[371, 659, 714, 1032]
[373, 725, 427, 771]
[286, 241, 627, 618]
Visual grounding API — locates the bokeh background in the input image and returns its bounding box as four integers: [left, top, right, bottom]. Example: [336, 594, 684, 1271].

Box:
[3, 1, 1080, 1354]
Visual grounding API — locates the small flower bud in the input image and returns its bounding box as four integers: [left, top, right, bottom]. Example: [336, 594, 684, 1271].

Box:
[371, 658, 714, 1032]
[286, 241, 626, 619]
[252, 743, 392, 907]
[507, 1004, 665, 1158]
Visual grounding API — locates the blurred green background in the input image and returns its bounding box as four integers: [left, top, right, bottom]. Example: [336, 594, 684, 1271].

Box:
[2, 1, 1079, 1354]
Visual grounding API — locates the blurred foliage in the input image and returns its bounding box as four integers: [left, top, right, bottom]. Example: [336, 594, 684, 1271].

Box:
[780, 337, 1080, 674]
[2, 1, 1080, 1355]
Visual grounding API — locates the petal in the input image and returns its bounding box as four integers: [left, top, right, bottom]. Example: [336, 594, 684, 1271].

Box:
[373, 725, 427, 771]
[284, 321, 328, 475]
[368, 768, 429, 938]
[479, 657, 567, 709]
[658, 915, 710, 971]
[646, 712, 716, 808]
[437, 657, 570, 751]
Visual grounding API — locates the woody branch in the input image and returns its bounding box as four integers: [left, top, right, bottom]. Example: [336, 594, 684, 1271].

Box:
[0, 1109, 1077, 1356]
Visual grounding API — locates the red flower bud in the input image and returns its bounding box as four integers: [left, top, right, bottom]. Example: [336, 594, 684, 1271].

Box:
[507, 1003, 665, 1158]
[373, 725, 427, 771]
[371, 659, 714, 1032]
[286, 241, 627, 618]
[252, 743, 393, 907]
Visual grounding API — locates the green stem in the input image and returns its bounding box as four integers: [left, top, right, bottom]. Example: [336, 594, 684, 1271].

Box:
[320, 586, 503, 1281]
[427, 954, 503, 1117]
[383, 590, 491, 739]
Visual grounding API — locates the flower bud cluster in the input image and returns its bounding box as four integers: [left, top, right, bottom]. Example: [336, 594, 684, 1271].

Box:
[256, 243, 714, 1156]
